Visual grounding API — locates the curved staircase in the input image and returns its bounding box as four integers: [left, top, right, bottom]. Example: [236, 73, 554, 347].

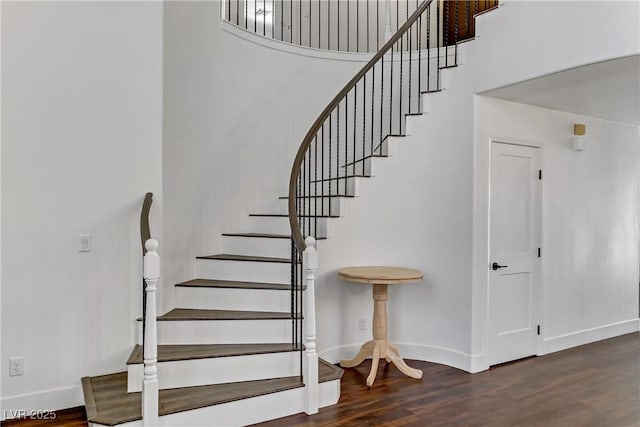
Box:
[81, 1, 500, 425]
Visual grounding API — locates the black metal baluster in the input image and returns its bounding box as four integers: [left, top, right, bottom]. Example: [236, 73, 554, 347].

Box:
[337, 103, 340, 194]
[347, 0, 350, 52]
[353, 84, 357, 177]
[329, 113, 332, 211]
[299, 0, 302, 46]
[444, 0, 449, 67]
[377, 0, 380, 50]
[409, 20, 412, 114]
[309, 0, 312, 47]
[337, 0, 340, 51]
[389, 45, 393, 135]
[314, 135, 318, 237]
[290, 0, 293, 42]
[328, 0, 331, 50]
[436, 0, 440, 89]
[245, 0, 248, 29]
[318, 0, 321, 49]
[380, 56, 384, 153]
[400, 20, 403, 134]
[357, 0, 360, 52]
[371, 64, 375, 157]
[254, 0, 257, 33]
[418, 10, 422, 98]
[321, 124, 325, 220]
[344, 94, 348, 194]
[362, 76, 366, 176]
[367, 0, 370, 52]
[454, 0, 459, 63]
[281, 0, 284, 40]
[427, 5, 431, 91]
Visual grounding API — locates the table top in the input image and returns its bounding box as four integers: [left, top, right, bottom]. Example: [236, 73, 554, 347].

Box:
[338, 266, 423, 284]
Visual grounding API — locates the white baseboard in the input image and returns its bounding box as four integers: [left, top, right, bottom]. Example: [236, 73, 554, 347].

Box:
[539, 318, 640, 355]
[1, 385, 83, 421]
[319, 342, 484, 374]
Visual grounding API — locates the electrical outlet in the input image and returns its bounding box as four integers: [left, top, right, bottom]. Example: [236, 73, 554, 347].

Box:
[79, 234, 91, 252]
[9, 357, 24, 376]
[358, 318, 367, 331]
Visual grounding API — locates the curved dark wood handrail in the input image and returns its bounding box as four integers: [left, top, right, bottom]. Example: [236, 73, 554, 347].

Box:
[287, 0, 433, 253]
[140, 192, 153, 254]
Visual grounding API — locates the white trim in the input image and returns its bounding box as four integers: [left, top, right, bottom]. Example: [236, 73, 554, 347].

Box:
[539, 319, 640, 355]
[319, 342, 484, 373]
[0, 385, 83, 420]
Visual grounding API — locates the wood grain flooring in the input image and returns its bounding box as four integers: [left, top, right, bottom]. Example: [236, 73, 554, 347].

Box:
[257, 333, 640, 427]
[8, 333, 639, 426]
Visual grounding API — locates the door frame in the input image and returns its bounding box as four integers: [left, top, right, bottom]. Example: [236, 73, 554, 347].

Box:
[486, 139, 543, 366]
[471, 134, 545, 372]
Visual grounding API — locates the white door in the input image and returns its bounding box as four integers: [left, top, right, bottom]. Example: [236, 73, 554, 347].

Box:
[488, 142, 541, 366]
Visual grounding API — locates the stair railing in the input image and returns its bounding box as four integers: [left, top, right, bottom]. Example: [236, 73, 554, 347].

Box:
[288, 0, 438, 255]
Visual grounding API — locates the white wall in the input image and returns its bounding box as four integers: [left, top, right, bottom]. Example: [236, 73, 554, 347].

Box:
[162, 0, 640, 374]
[1, 1, 163, 414]
[474, 96, 639, 365]
[162, 1, 370, 311]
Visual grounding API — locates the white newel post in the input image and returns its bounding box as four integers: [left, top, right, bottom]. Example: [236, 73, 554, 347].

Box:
[303, 237, 319, 414]
[143, 239, 159, 425]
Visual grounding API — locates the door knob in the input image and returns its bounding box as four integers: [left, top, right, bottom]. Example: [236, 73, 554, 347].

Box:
[491, 262, 508, 271]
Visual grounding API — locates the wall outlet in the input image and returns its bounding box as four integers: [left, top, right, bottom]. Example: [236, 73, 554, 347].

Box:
[9, 357, 24, 376]
[358, 318, 367, 331]
[79, 234, 91, 252]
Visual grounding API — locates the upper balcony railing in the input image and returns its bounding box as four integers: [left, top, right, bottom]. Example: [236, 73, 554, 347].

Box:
[222, 1, 498, 54]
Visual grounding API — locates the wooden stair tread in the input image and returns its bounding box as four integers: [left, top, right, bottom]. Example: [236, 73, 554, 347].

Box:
[156, 308, 301, 321]
[126, 343, 302, 365]
[176, 278, 293, 291]
[81, 372, 304, 426]
[196, 253, 290, 263]
[319, 359, 344, 382]
[222, 232, 291, 239]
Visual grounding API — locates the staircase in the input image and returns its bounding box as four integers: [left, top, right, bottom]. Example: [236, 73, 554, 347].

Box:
[81, 0, 500, 425]
[82, 210, 342, 426]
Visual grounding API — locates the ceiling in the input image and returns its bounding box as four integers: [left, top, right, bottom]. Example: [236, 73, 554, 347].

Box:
[481, 55, 640, 126]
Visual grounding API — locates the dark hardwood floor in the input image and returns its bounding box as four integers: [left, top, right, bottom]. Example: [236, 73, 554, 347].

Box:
[4, 333, 639, 426]
[259, 333, 640, 427]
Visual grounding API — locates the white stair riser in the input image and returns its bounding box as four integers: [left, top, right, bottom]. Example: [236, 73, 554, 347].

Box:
[279, 197, 342, 217]
[196, 258, 290, 283]
[248, 216, 295, 235]
[222, 235, 292, 258]
[318, 176, 360, 197]
[175, 286, 292, 312]
[320, 378, 341, 408]
[248, 216, 329, 239]
[127, 351, 299, 392]
[137, 319, 293, 345]
[277, 196, 344, 216]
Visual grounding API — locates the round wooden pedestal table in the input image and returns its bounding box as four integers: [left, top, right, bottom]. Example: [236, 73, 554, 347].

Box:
[338, 266, 424, 387]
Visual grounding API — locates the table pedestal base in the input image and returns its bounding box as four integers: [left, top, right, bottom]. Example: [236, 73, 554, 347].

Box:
[341, 339, 423, 386]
